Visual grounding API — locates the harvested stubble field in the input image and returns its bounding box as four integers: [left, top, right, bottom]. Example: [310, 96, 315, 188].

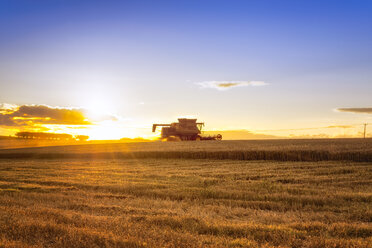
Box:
[0, 139, 371, 247]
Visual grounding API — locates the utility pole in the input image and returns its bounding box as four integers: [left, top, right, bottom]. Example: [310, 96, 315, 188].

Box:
[363, 123, 368, 139]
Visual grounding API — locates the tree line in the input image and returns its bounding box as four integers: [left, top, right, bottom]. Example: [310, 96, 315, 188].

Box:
[15, 132, 89, 141]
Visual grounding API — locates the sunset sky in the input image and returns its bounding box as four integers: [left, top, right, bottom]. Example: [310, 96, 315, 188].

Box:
[1, 0, 372, 139]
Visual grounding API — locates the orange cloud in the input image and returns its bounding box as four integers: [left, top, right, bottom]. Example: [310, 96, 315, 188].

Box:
[0, 103, 125, 138]
[0, 104, 91, 128]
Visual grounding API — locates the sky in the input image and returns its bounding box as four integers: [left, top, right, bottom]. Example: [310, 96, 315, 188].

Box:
[0, 0, 372, 139]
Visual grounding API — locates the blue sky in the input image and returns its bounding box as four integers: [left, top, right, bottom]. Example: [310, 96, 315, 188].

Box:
[0, 0, 371, 138]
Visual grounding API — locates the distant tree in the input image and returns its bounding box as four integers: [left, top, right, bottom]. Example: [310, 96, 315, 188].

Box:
[15, 132, 73, 140]
[15, 132, 30, 139]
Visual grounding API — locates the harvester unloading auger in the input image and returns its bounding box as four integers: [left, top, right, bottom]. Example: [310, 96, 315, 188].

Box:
[152, 118, 222, 141]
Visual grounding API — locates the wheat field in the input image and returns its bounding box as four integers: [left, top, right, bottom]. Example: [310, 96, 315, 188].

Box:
[1, 139, 372, 161]
[0, 140, 371, 247]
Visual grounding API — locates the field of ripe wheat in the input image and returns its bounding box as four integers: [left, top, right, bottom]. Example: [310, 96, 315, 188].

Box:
[0, 156, 371, 247]
[1, 139, 371, 161]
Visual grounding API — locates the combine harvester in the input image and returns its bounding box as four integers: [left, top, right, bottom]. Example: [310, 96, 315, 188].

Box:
[152, 118, 222, 141]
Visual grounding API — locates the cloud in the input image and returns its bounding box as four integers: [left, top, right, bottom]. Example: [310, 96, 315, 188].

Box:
[196, 81, 267, 90]
[0, 103, 18, 114]
[337, 108, 372, 114]
[0, 104, 91, 127]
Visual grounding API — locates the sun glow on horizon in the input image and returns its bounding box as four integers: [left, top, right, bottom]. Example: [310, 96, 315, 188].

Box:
[0, 102, 370, 140]
[41, 122, 152, 141]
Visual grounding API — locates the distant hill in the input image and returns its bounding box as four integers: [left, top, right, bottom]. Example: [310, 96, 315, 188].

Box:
[0, 136, 16, 140]
[120, 137, 150, 142]
[204, 130, 281, 140]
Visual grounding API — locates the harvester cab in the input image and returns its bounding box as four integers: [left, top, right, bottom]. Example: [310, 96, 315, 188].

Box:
[152, 118, 222, 141]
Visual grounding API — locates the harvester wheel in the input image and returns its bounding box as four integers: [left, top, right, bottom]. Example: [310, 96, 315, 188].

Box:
[216, 134, 222, 140]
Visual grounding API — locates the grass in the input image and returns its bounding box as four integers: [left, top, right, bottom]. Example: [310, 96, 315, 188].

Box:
[0, 155, 371, 247]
